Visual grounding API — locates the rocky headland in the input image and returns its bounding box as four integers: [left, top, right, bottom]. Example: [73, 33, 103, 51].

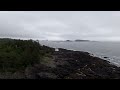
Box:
[0, 38, 120, 79]
[26, 48, 120, 79]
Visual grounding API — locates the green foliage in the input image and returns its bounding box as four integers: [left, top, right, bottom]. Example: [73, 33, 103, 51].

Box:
[0, 38, 53, 72]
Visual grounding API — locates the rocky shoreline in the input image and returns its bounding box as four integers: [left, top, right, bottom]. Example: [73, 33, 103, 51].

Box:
[23, 48, 120, 79]
[1, 46, 120, 79]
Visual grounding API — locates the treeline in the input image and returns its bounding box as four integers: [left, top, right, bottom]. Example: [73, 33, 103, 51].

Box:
[0, 38, 54, 72]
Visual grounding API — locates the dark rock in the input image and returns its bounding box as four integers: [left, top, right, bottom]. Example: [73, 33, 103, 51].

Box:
[104, 57, 108, 58]
[37, 72, 57, 79]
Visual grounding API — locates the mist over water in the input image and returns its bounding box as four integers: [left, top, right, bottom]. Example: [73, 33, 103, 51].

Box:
[39, 41, 120, 67]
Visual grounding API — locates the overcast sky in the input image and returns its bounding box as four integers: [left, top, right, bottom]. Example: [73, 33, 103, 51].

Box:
[0, 11, 120, 41]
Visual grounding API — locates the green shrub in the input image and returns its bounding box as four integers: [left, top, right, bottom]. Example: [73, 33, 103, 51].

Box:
[0, 38, 52, 72]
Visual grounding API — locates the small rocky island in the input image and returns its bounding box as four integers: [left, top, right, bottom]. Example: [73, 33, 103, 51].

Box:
[0, 38, 120, 79]
[65, 39, 91, 42]
[75, 39, 90, 42]
[66, 40, 73, 42]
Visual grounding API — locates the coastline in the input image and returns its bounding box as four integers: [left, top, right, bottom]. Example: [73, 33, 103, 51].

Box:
[88, 52, 120, 67]
[52, 48, 120, 79]
[39, 40, 120, 67]
[40, 41, 120, 68]
[44, 44, 120, 67]
[24, 46, 120, 79]
[0, 39, 120, 79]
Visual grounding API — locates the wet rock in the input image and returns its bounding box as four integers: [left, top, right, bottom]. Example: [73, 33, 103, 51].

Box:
[104, 57, 108, 58]
[51, 48, 120, 79]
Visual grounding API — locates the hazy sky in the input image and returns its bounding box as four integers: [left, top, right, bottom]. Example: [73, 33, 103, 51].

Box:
[0, 11, 120, 41]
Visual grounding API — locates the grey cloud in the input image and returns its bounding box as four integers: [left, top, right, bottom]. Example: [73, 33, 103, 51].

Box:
[0, 11, 120, 41]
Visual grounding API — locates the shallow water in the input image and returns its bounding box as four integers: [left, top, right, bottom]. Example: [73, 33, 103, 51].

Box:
[39, 41, 120, 67]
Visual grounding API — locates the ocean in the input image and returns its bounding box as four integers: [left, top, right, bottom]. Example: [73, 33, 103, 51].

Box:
[39, 41, 120, 67]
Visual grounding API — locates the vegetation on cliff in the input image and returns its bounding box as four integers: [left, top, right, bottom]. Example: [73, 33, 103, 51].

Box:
[0, 38, 54, 73]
